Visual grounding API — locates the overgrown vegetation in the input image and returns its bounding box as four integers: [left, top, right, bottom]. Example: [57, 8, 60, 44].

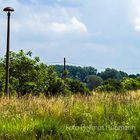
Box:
[96, 78, 140, 93]
[0, 93, 139, 139]
[53, 65, 130, 82]
[0, 50, 90, 96]
[53, 65, 140, 92]
[1, 50, 140, 95]
[0, 50, 140, 139]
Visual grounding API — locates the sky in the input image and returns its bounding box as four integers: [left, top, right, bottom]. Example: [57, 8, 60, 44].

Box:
[1, 0, 140, 74]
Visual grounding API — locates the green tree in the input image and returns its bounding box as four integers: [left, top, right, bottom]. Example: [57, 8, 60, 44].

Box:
[96, 79, 124, 93]
[98, 68, 123, 80]
[45, 67, 68, 95]
[0, 50, 91, 96]
[85, 75, 103, 90]
[53, 65, 97, 82]
[8, 50, 41, 95]
[121, 78, 139, 91]
[65, 78, 91, 95]
[0, 60, 5, 93]
[119, 71, 128, 78]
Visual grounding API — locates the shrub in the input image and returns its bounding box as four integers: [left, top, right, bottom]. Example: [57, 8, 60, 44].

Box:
[85, 75, 103, 90]
[121, 78, 139, 91]
[65, 78, 91, 95]
[96, 79, 124, 93]
[46, 78, 70, 96]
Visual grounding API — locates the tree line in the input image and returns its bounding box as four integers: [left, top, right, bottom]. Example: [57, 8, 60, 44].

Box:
[53, 65, 140, 92]
[0, 50, 90, 96]
[1, 50, 140, 96]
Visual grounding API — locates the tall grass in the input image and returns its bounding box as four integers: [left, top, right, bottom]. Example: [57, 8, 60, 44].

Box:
[0, 92, 140, 140]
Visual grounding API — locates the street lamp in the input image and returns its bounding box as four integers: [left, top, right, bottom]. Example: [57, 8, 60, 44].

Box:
[3, 7, 14, 96]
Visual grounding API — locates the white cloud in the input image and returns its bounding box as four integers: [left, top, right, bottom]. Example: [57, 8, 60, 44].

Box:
[71, 17, 87, 33]
[129, 0, 140, 32]
[2, 1, 87, 36]
[50, 17, 87, 34]
[134, 18, 140, 32]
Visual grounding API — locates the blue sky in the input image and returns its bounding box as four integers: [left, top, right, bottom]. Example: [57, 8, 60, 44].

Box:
[1, 0, 140, 74]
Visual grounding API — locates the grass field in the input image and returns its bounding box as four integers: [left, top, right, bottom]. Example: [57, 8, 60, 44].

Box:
[0, 92, 140, 140]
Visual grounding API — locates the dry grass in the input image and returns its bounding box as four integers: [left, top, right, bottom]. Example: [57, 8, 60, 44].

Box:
[0, 92, 140, 139]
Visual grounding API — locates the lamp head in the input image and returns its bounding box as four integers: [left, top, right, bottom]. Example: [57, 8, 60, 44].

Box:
[3, 7, 14, 12]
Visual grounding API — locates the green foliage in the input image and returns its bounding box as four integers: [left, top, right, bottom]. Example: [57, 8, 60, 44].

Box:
[7, 50, 49, 95]
[85, 75, 103, 90]
[53, 66, 130, 92]
[2, 50, 140, 94]
[0, 50, 89, 96]
[97, 77, 140, 92]
[0, 61, 5, 93]
[98, 68, 127, 81]
[96, 79, 124, 93]
[46, 68, 68, 95]
[65, 78, 91, 95]
[53, 65, 97, 82]
[121, 78, 140, 91]
[62, 70, 69, 79]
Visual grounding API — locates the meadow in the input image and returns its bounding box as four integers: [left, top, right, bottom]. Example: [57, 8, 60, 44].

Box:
[0, 92, 140, 140]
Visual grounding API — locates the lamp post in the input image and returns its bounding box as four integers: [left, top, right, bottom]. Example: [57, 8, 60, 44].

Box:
[3, 7, 14, 96]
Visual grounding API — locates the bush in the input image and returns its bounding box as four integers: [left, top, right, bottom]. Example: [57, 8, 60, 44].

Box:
[0, 62, 5, 93]
[0, 77, 4, 93]
[46, 78, 70, 96]
[85, 75, 103, 90]
[121, 78, 139, 91]
[96, 79, 124, 93]
[0, 50, 91, 96]
[65, 78, 91, 95]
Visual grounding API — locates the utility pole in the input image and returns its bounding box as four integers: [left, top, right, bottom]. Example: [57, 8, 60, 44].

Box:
[62, 57, 67, 79]
[64, 57, 66, 71]
[3, 7, 14, 96]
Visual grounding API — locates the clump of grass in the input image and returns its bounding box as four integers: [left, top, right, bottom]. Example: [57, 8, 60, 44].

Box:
[0, 92, 139, 139]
